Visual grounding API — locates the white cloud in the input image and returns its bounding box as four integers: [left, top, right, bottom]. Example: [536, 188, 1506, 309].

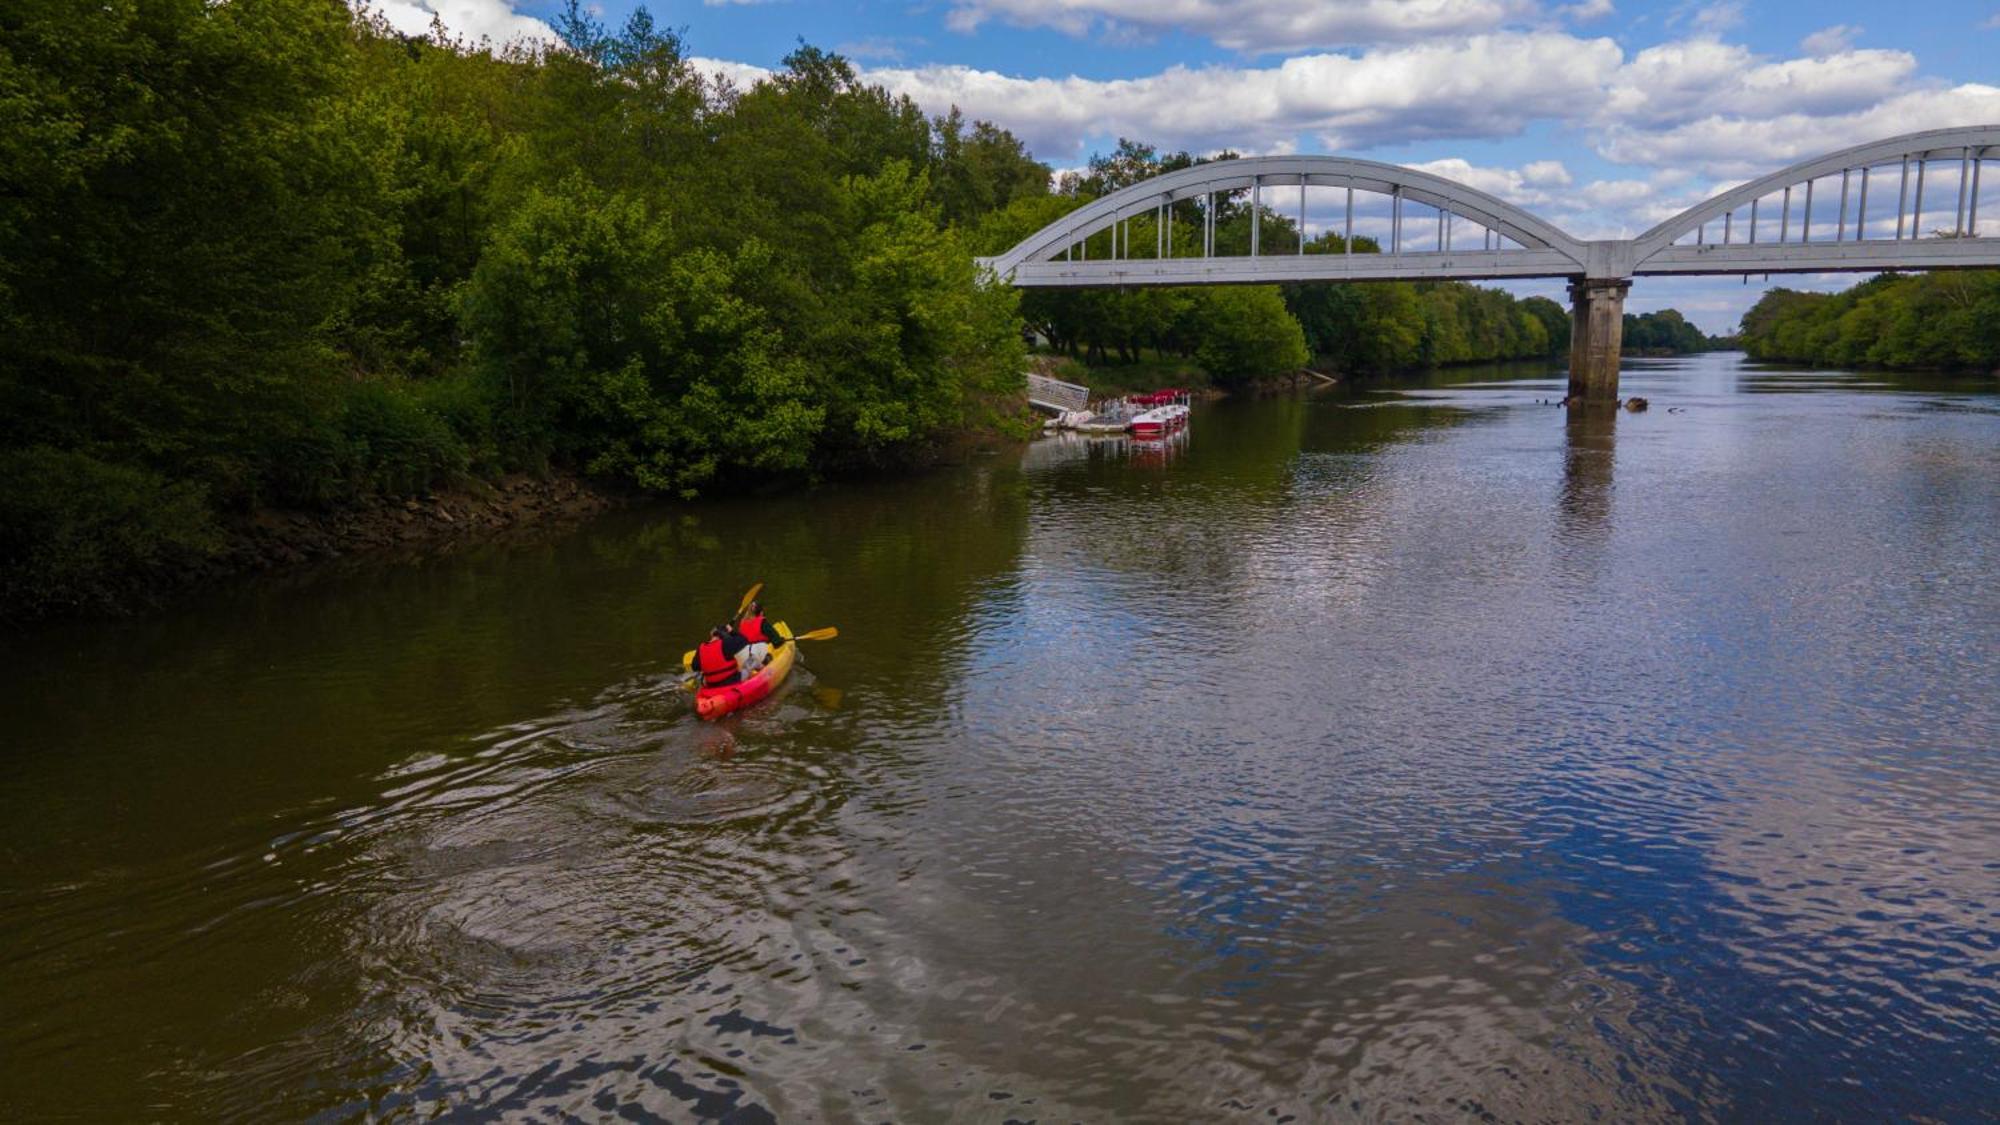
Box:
[1576, 178, 1655, 207]
[1799, 24, 1860, 56]
[1603, 41, 1916, 129]
[1982, 12, 2000, 29]
[1406, 157, 1573, 205]
[864, 32, 1623, 158]
[692, 56, 778, 90]
[1522, 159, 1574, 186]
[363, 0, 555, 44]
[673, 21, 1983, 245]
[852, 31, 1942, 184]
[1598, 83, 2000, 176]
[1560, 0, 1614, 20]
[942, 0, 1541, 53]
[1689, 1, 1743, 33]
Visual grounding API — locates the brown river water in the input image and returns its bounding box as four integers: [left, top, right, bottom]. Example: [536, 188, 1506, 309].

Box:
[2, 353, 1997, 1120]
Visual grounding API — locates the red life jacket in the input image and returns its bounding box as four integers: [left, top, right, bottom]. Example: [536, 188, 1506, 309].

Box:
[739, 615, 769, 644]
[695, 636, 738, 687]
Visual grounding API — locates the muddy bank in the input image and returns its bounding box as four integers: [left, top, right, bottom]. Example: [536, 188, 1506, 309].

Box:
[219, 473, 619, 574]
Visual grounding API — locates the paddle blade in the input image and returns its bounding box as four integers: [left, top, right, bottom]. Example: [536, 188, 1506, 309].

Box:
[792, 627, 838, 642]
[681, 649, 695, 669]
[735, 582, 763, 619]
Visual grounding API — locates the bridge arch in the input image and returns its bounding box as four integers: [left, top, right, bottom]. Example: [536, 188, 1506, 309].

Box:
[984, 127, 2000, 402]
[979, 155, 1590, 285]
[1631, 125, 2000, 274]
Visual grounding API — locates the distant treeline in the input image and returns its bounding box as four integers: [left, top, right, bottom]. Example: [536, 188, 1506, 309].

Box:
[1738, 272, 2000, 370]
[1623, 309, 1729, 354]
[2, 2, 1054, 616]
[978, 141, 1718, 381]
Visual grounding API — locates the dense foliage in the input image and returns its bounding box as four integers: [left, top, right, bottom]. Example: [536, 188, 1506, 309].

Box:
[1737, 273, 2000, 370]
[1622, 309, 1717, 354]
[0, 0, 1044, 615]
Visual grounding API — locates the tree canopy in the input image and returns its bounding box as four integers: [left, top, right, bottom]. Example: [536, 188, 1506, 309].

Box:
[0, 0, 1045, 615]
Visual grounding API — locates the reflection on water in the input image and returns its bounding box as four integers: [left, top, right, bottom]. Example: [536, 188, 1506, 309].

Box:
[1559, 405, 1616, 557]
[2, 354, 1997, 1120]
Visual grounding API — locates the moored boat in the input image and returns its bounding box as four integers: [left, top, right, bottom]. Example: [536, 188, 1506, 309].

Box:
[1042, 388, 1192, 438]
[1129, 403, 1189, 438]
[1126, 389, 1191, 438]
[688, 621, 797, 719]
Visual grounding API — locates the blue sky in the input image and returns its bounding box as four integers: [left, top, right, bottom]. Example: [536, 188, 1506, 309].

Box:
[376, 0, 2000, 332]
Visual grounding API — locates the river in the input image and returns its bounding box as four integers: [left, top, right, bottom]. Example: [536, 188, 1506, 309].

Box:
[3, 352, 1996, 1120]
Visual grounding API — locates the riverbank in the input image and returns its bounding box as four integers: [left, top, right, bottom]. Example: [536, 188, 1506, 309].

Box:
[1, 472, 621, 625]
[3, 406, 1055, 626]
[222, 473, 618, 571]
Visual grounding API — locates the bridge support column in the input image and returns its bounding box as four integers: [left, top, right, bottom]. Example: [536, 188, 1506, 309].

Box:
[1567, 277, 1630, 404]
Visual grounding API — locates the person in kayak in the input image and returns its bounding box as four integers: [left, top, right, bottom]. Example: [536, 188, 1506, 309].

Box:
[694, 624, 747, 689]
[735, 601, 786, 675]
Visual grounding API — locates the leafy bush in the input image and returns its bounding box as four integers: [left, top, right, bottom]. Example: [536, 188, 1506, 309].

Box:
[0, 447, 221, 619]
[461, 183, 823, 497]
[256, 381, 469, 507]
[411, 368, 506, 476]
[339, 381, 470, 497]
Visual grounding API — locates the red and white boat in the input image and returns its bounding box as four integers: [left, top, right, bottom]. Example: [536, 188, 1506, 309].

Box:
[1126, 389, 1191, 438]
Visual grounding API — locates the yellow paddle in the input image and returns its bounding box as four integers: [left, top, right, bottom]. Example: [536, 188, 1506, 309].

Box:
[682, 583, 765, 668]
[734, 581, 763, 622]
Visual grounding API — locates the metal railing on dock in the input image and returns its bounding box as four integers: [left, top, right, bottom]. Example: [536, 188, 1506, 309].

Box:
[1026, 372, 1090, 414]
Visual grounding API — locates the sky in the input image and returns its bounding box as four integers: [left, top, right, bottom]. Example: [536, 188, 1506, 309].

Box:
[370, 0, 2000, 333]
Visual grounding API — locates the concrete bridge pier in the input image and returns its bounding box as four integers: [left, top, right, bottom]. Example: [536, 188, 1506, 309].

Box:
[1568, 277, 1630, 405]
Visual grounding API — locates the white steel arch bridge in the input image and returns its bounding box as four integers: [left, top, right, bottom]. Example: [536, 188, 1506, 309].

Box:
[978, 126, 2000, 401]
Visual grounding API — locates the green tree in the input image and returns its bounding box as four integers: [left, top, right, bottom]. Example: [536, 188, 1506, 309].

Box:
[931, 110, 1052, 226]
[1521, 296, 1570, 355]
[1192, 287, 1309, 386]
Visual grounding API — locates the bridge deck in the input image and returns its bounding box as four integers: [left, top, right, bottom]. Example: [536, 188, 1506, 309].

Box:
[990, 249, 1583, 287]
[984, 235, 2000, 288]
